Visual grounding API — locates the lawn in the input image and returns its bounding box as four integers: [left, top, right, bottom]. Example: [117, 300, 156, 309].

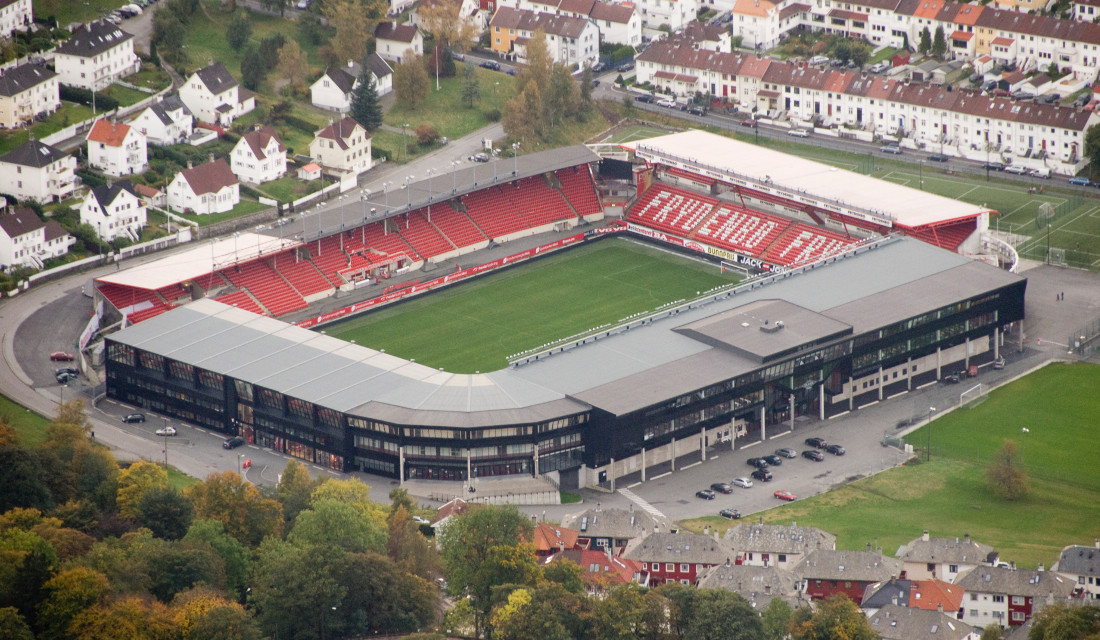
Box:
[681, 362, 1100, 568]
[1, 394, 52, 448]
[33, 0, 125, 25]
[383, 63, 517, 142]
[0, 101, 96, 154]
[258, 175, 324, 202]
[327, 238, 740, 372]
[102, 83, 151, 108]
[175, 200, 271, 226]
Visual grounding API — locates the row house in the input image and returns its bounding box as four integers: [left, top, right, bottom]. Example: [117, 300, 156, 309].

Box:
[374, 22, 424, 64]
[869, 604, 980, 640]
[723, 521, 835, 571]
[53, 21, 140, 91]
[0, 138, 77, 203]
[309, 117, 373, 179]
[0, 62, 59, 129]
[79, 180, 146, 242]
[697, 560, 802, 610]
[794, 547, 902, 602]
[86, 118, 148, 177]
[167, 158, 240, 215]
[0, 0, 32, 39]
[130, 94, 193, 146]
[497, 0, 641, 46]
[531, 520, 581, 559]
[0, 207, 74, 270]
[622, 532, 730, 586]
[1073, 0, 1100, 22]
[955, 565, 1075, 627]
[560, 505, 673, 551]
[231, 125, 286, 185]
[730, 0, 809, 51]
[1053, 541, 1100, 600]
[179, 62, 256, 127]
[489, 7, 599, 68]
[899, 532, 997, 583]
[635, 0, 697, 30]
[552, 548, 648, 593]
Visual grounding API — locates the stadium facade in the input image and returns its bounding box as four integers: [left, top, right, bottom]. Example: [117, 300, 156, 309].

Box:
[105, 234, 1025, 487]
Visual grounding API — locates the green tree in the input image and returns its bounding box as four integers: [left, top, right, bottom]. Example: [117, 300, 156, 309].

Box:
[932, 26, 947, 57]
[136, 486, 194, 540]
[1027, 603, 1100, 640]
[0, 528, 59, 621]
[621, 93, 636, 119]
[393, 55, 430, 109]
[297, 11, 326, 45]
[350, 74, 384, 131]
[332, 552, 439, 636]
[987, 439, 1028, 500]
[596, 584, 666, 640]
[790, 595, 877, 640]
[183, 472, 283, 548]
[134, 538, 225, 603]
[226, 12, 252, 52]
[580, 65, 593, 105]
[275, 459, 318, 526]
[503, 80, 542, 142]
[37, 567, 110, 640]
[438, 504, 536, 638]
[288, 499, 387, 554]
[545, 64, 579, 126]
[462, 62, 481, 107]
[1084, 124, 1100, 169]
[761, 597, 793, 640]
[0, 448, 53, 513]
[259, 0, 289, 16]
[515, 31, 552, 99]
[240, 46, 266, 91]
[0, 607, 33, 640]
[687, 589, 764, 640]
[251, 540, 347, 640]
[981, 623, 1006, 640]
[387, 506, 437, 580]
[918, 27, 932, 55]
[542, 558, 585, 594]
[182, 520, 250, 600]
[850, 42, 871, 68]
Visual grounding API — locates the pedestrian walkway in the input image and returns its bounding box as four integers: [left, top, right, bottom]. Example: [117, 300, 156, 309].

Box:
[618, 488, 667, 520]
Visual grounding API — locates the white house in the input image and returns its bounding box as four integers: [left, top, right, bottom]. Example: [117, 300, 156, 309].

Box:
[589, 1, 641, 46]
[1053, 542, 1100, 600]
[80, 180, 146, 242]
[955, 565, 1075, 628]
[0, 62, 59, 129]
[167, 158, 240, 215]
[231, 125, 287, 184]
[310, 54, 395, 113]
[374, 22, 425, 64]
[179, 62, 256, 126]
[130, 94, 193, 146]
[723, 522, 837, 571]
[0, 0, 33, 39]
[309, 117, 372, 178]
[365, 53, 395, 97]
[0, 207, 74, 270]
[86, 118, 148, 177]
[52, 21, 140, 91]
[634, 0, 696, 30]
[489, 8, 599, 68]
[0, 138, 77, 203]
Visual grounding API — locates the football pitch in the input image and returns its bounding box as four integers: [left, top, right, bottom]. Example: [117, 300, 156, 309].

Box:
[326, 239, 740, 373]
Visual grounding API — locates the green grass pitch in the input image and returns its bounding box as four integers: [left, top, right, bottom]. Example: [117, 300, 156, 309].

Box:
[682, 362, 1100, 568]
[326, 239, 740, 373]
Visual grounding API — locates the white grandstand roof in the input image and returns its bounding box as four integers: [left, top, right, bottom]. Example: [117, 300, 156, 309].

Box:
[619, 130, 991, 228]
[96, 233, 301, 290]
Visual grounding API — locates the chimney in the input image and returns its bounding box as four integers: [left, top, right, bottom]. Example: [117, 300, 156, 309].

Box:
[1010, 561, 1016, 570]
[891, 596, 898, 606]
[867, 543, 872, 552]
[937, 603, 944, 614]
[922, 531, 930, 542]
[964, 533, 970, 544]
[704, 525, 710, 535]
[1038, 562, 1044, 572]
[187, 160, 193, 169]
[208, 154, 215, 164]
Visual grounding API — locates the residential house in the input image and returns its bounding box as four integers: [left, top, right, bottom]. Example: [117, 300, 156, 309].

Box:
[365, 54, 395, 97]
[0, 207, 74, 270]
[79, 180, 146, 242]
[634, 0, 696, 30]
[679, 20, 732, 52]
[697, 560, 802, 610]
[52, 21, 140, 91]
[861, 578, 913, 616]
[489, 7, 599, 68]
[723, 521, 836, 571]
[0, 62, 59, 129]
[374, 22, 424, 64]
[729, 0, 806, 50]
[309, 117, 372, 178]
[0, 0, 33, 39]
[310, 55, 394, 114]
[588, 1, 641, 46]
[410, 0, 484, 35]
[869, 603, 980, 640]
[623, 532, 731, 586]
[1073, 0, 1100, 22]
[552, 548, 648, 592]
[795, 548, 903, 602]
[179, 62, 256, 126]
[0, 138, 77, 203]
[955, 565, 1075, 627]
[167, 158, 240, 215]
[899, 532, 996, 583]
[130, 94, 193, 146]
[531, 520, 580, 559]
[134, 183, 166, 208]
[86, 118, 148, 177]
[430, 497, 469, 530]
[231, 125, 286, 185]
[560, 505, 673, 551]
[910, 579, 967, 615]
[1052, 541, 1100, 600]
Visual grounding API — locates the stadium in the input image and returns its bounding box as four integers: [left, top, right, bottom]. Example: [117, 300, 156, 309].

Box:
[101, 130, 1027, 488]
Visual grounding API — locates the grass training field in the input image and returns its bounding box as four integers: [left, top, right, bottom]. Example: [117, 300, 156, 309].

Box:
[327, 238, 739, 373]
[682, 362, 1100, 568]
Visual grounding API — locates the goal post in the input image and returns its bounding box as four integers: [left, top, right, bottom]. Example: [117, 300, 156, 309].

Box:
[720, 260, 749, 277]
[960, 383, 986, 408]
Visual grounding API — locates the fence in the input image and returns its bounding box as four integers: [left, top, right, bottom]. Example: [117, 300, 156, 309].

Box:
[1066, 315, 1100, 357]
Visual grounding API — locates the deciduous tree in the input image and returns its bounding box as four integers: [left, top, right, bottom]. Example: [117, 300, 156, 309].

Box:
[386, 506, 437, 580]
[322, 0, 385, 65]
[333, 551, 439, 636]
[37, 567, 110, 640]
[462, 62, 481, 107]
[136, 486, 193, 540]
[0, 607, 33, 640]
[225, 12, 252, 52]
[277, 40, 309, 95]
[68, 595, 176, 640]
[761, 596, 793, 640]
[117, 462, 170, 519]
[687, 589, 764, 640]
[183, 472, 282, 548]
[416, 0, 479, 52]
[288, 499, 387, 554]
[240, 46, 266, 91]
[274, 459, 318, 526]
[182, 520, 249, 600]
[789, 594, 877, 640]
[393, 55, 430, 109]
[251, 540, 347, 640]
[545, 64, 579, 126]
[987, 439, 1028, 500]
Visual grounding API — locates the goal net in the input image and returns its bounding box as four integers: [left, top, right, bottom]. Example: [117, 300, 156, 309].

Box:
[960, 383, 986, 408]
[720, 260, 750, 277]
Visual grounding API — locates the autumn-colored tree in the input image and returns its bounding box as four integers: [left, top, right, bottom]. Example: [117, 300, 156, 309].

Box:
[117, 462, 170, 519]
[309, 478, 387, 527]
[503, 80, 542, 141]
[68, 595, 176, 640]
[513, 31, 552, 99]
[987, 439, 1029, 500]
[415, 122, 440, 145]
[789, 594, 877, 640]
[277, 40, 309, 95]
[544, 64, 579, 126]
[37, 567, 111, 640]
[183, 472, 282, 547]
[393, 54, 430, 109]
[0, 606, 34, 640]
[275, 459, 318, 526]
[0, 524, 61, 620]
[321, 0, 371, 65]
[415, 0, 479, 52]
[0, 416, 16, 448]
[386, 505, 437, 580]
[171, 586, 254, 640]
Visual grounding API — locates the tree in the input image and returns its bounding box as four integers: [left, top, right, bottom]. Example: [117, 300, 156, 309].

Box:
[322, 0, 380, 66]
[0, 607, 33, 640]
[37, 567, 110, 640]
[275, 459, 317, 526]
[596, 584, 666, 640]
[503, 80, 541, 142]
[579, 65, 593, 105]
[288, 499, 387, 554]
[116, 461, 170, 519]
[310, 478, 388, 526]
[850, 42, 871, 68]
[240, 46, 266, 91]
[251, 540, 347, 640]
[980, 623, 1006, 640]
[172, 587, 260, 640]
[350, 74, 384, 131]
[438, 504, 536, 638]
[1028, 603, 1100, 640]
[393, 55, 430, 109]
[386, 506, 437, 580]
[415, 123, 440, 145]
[932, 26, 947, 58]
[987, 439, 1028, 500]
[225, 12, 252, 52]
[761, 597, 793, 640]
[136, 486, 194, 540]
[0, 448, 53, 513]
[918, 27, 932, 55]
[416, 0, 479, 52]
[515, 31, 552, 99]
[183, 472, 283, 547]
[134, 538, 226, 603]
[259, 0, 289, 16]
[789, 595, 877, 640]
[332, 552, 439, 636]
[461, 62, 481, 107]
[621, 93, 636, 119]
[277, 40, 309, 95]
[297, 11, 325, 45]
[152, 6, 186, 64]
[542, 558, 585, 594]
[182, 520, 250, 600]
[68, 595, 175, 640]
[545, 64, 579, 126]
[687, 590, 764, 640]
[1084, 124, 1100, 169]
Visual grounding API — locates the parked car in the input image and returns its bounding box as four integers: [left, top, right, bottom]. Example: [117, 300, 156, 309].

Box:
[992, 357, 1006, 370]
[50, 351, 74, 361]
[719, 508, 742, 519]
[802, 450, 824, 461]
[634, 94, 654, 103]
[696, 489, 716, 500]
[787, 129, 810, 138]
[775, 447, 797, 458]
[1029, 167, 1051, 179]
[731, 477, 753, 489]
[928, 154, 949, 162]
[656, 99, 677, 108]
[470, 152, 490, 163]
[711, 482, 733, 494]
[505, 69, 516, 76]
[762, 454, 783, 466]
[123, 413, 146, 423]
[751, 469, 773, 482]
[1068, 177, 1091, 186]
[747, 457, 769, 469]
[687, 106, 707, 116]
[591, 61, 606, 73]
[223, 436, 245, 449]
[880, 144, 902, 154]
[740, 119, 756, 127]
[825, 444, 846, 455]
[155, 426, 177, 436]
[56, 372, 74, 384]
[479, 60, 501, 71]
[982, 162, 1006, 171]
[774, 489, 797, 501]
[805, 437, 827, 448]
[942, 372, 961, 384]
[55, 367, 79, 377]
[1003, 165, 1028, 175]
[617, 62, 635, 72]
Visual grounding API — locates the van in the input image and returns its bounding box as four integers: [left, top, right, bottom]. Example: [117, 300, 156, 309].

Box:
[1029, 167, 1051, 179]
[810, 55, 829, 66]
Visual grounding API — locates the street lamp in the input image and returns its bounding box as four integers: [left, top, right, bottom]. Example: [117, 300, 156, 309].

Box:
[451, 160, 461, 193]
[926, 406, 936, 462]
[162, 417, 169, 467]
[511, 142, 520, 176]
[401, 123, 410, 161]
[919, 160, 924, 191]
[426, 167, 436, 202]
[405, 175, 414, 208]
[237, 453, 245, 476]
[382, 181, 392, 211]
[1046, 223, 1051, 264]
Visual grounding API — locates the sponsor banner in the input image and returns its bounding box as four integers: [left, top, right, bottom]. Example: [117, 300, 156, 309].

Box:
[78, 313, 100, 351]
[626, 223, 784, 272]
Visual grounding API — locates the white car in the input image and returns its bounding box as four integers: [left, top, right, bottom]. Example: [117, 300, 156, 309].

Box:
[656, 99, 677, 108]
[787, 129, 810, 138]
[732, 477, 754, 489]
[155, 426, 177, 437]
[1003, 165, 1028, 175]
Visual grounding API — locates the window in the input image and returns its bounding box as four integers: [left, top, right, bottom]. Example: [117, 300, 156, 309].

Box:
[949, 564, 959, 573]
[970, 594, 978, 601]
[1011, 596, 1025, 605]
[969, 609, 979, 617]
[1011, 612, 1025, 621]
[992, 595, 1005, 603]
[665, 563, 674, 571]
[680, 564, 689, 572]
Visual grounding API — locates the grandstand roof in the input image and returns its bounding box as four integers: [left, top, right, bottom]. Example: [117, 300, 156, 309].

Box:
[95, 233, 301, 290]
[620, 130, 991, 228]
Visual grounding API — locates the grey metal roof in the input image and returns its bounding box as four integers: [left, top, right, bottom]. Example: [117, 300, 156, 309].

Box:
[899, 534, 996, 565]
[560, 506, 673, 540]
[1054, 544, 1100, 577]
[54, 21, 133, 58]
[724, 521, 836, 555]
[870, 604, 977, 640]
[697, 563, 801, 601]
[793, 548, 903, 582]
[0, 62, 56, 97]
[622, 532, 733, 565]
[955, 566, 1075, 598]
[0, 139, 69, 168]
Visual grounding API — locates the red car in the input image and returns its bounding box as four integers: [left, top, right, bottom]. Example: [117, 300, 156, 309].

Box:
[50, 351, 74, 361]
[774, 489, 797, 502]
